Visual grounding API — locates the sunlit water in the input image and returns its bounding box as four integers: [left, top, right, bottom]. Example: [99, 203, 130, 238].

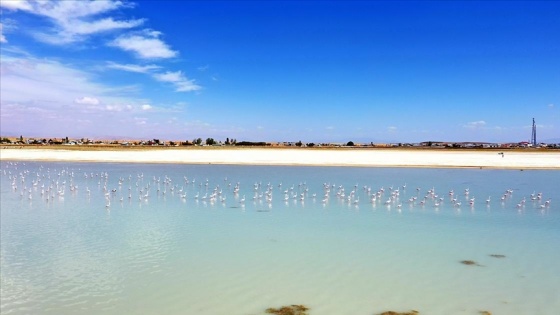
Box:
[1, 161, 559, 315]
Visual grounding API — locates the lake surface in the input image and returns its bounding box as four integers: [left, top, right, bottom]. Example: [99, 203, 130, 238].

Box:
[1, 161, 559, 315]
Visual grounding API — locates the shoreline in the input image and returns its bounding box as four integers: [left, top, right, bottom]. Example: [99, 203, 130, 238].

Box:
[1, 147, 559, 169]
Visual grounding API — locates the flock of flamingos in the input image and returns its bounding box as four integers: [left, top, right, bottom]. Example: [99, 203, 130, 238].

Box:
[3, 162, 553, 213]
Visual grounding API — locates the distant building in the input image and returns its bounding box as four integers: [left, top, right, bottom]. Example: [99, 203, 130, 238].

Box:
[531, 118, 537, 146]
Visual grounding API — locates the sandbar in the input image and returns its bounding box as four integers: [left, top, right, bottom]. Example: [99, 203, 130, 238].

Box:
[1, 147, 559, 169]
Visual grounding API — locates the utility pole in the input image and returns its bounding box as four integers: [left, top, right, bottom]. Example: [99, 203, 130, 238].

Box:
[531, 118, 537, 146]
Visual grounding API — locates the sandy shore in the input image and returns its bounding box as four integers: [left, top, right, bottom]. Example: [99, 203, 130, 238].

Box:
[1, 147, 559, 169]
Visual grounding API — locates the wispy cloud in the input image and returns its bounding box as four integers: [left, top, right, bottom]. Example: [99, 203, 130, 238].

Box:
[0, 18, 17, 43]
[2, 1, 201, 94]
[1, 54, 108, 104]
[463, 120, 487, 129]
[0, 0, 144, 44]
[134, 117, 148, 125]
[1, 52, 154, 118]
[107, 62, 200, 93]
[0, 1, 33, 11]
[0, 1, 203, 137]
[109, 29, 177, 59]
[184, 120, 211, 129]
[153, 71, 201, 92]
[0, 23, 6, 43]
[106, 61, 161, 73]
[74, 96, 100, 105]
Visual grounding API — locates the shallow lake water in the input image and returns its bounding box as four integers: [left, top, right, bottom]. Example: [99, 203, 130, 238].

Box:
[1, 161, 559, 315]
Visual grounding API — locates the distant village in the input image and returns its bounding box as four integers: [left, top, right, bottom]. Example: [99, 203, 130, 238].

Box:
[1, 135, 559, 149]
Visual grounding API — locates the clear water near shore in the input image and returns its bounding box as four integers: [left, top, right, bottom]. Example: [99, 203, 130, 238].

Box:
[1, 161, 559, 315]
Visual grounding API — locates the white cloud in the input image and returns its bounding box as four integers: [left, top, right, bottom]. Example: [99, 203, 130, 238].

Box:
[65, 17, 144, 36]
[0, 52, 176, 138]
[0, 52, 151, 113]
[0, 23, 6, 43]
[535, 124, 552, 129]
[184, 120, 211, 128]
[110, 31, 177, 59]
[106, 62, 161, 73]
[74, 96, 100, 105]
[153, 71, 201, 92]
[1, 55, 106, 103]
[387, 126, 397, 132]
[153, 71, 184, 82]
[107, 62, 201, 93]
[34, 19, 144, 45]
[463, 120, 487, 129]
[134, 117, 147, 125]
[549, 104, 554, 108]
[1, 0, 144, 44]
[0, 18, 18, 43]
[29, 0, 126, 19]
[3, 1, 199, 94]
[0, 0, 33, 11]
[104, 105, 121, 112]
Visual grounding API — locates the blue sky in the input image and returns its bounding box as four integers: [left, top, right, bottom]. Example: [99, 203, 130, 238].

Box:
[1, 1, 558, 143]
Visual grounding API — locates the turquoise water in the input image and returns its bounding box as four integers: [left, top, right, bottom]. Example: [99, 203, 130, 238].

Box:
[1, 161, 559, 315]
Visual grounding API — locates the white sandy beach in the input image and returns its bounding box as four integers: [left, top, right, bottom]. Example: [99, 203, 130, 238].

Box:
[1, 148, 559, 169]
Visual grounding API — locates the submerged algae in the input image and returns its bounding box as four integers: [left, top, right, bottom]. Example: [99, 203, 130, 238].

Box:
[265, 304, 309, 315]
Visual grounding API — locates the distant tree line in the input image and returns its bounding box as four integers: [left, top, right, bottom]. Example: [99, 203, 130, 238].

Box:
[6, 135, 558, 149]
[235, 141, 270, 146]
